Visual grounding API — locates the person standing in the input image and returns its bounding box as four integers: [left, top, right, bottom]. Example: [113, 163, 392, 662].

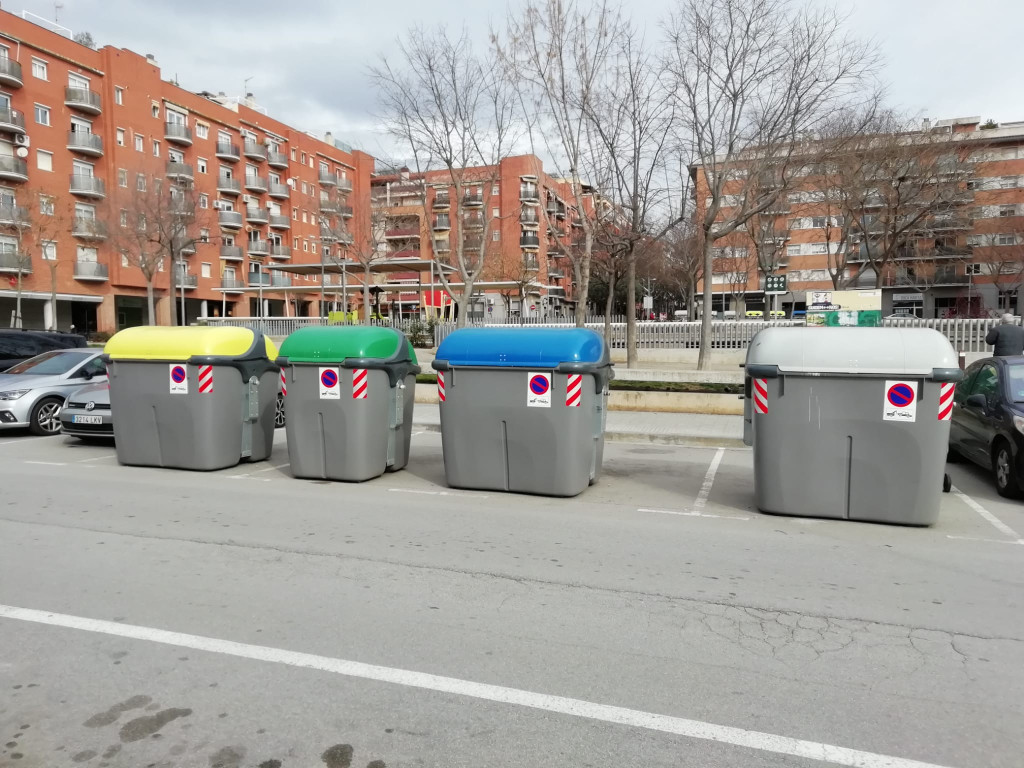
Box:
[985, 313, 1024, 356]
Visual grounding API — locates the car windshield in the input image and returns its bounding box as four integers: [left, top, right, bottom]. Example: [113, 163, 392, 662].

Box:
[5, 349, 94, 376]
[1007, 364, 1024, 402]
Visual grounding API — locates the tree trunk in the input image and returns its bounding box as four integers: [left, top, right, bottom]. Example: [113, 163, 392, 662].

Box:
[697, 236, 714, 370]
[146, 279, 156, 325]
[168, 265, 179, 327]
[363, 266, 372, 325]
[686, 283, 696, 321]
[14, 273, 23, 328]
[456, 281, 475, 329]
[574, 230, 594, 328]
[626, 256, 638, 368]
[603, 269, 616, 347]
[49, 264, 58, 330]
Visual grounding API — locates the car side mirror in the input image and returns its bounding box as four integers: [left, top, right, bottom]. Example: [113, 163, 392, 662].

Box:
[965, 394, 987, 411]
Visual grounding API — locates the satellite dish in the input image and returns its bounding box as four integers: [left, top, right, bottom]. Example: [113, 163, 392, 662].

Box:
[15, 147, 29, 159]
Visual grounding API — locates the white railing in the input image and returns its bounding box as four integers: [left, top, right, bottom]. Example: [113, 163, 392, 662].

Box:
[202, 316, 421, 338]
[881, 316, 1001, 353]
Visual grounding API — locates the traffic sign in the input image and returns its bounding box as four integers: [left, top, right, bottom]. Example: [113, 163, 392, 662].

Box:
[319, 367, 340, 400]
[169, 364, 188, 394]
[886, 383, 914, 408]
[883, 380, 917, 422]
[527, 372, 552, 408]
[765, 274, 787, 294]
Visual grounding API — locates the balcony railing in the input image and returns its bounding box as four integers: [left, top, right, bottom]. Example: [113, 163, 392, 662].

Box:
[385, 227, 419, 238]
[271, 274, 292, 287]
[0, 251, 30, 273]
[244, 175, 268, 193]
[267, 150, 289, 169]
[433, 192, 450, 208]
[175, 272, 198, 289]
[463, 214, 485, 230]
[337, 177, 353, 194]
[166, 162, 194, 182]
[520, 234, 541, 248]
[319, 170, 338, 186]
[270, 245, 291, 259]
[434, 239, 450, 253]
[339, 205, 353, 218]
[217, 177, 241, 195]
[462, 192, 483, 207]
[216, 142, 240, 162]
[433, 216, 451, 230]
[248, 272, 271, 286]
[69, 175, 106, 198]
[67, 131, 104, 156]
[218, 210, 243, 229]
[268, 182, 290, 200]
[0, 204, 28, 227]
[0, 58, 23, 88]
[520, 211, 540, 226]
[220, 278, 247, 291]
[220, 245, 244, 261]
[520, 185, 539, 201]
[0, 107, 26, 134]
[72, 218, 108, 240]
[0, 156, 28, 182]
[319, 199, 341, 214]
[247, 240, 270, 256]
[243, 140, 267, 160]
[74, 261, 108, 281]
[64, 86, 102, 114]
[268, 214, 290, 230]
[245, 206, 269, 224]
[164, 122, 193, 146]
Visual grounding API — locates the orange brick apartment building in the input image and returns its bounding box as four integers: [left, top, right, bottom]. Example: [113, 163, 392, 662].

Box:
[0, 9, 373, 334]
[695, 117, 1024, 318]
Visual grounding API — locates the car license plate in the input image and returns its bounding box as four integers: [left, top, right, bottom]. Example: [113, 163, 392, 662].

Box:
[72, 415, 103, 425]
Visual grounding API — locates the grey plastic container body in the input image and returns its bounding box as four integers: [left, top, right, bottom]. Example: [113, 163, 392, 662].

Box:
[284, 366, 416, 482]
[744, 327, 962, 526]
[438, 368, 608, 497]
[109, 362, 277, 470]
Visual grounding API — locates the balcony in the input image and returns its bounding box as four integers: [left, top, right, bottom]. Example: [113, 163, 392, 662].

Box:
[164, 122, 193, 146]
[339, 205, 353, 218]
[337, 177, 353, 194]
[523, 258, 540, 272]
[267, 182, 290, 200]
[174, 238, 196, 255]
[929, 215, 973, 231]
[270, 245, 291, 260]
[244, 175, 268, 193]
[0, 58, 23, 88]
[548, 286, 566, 298]
[71, 218, 108, 240]
[433, 192, 450, 209]
[73, 261, 108, 281]
[433, 216, 450, 231]
[0, 251, 30, 273]
[248, 272, 271, 286]
[463, 237, 483, 251]
[462, 192, 483, 207]
[66, 131, 104, 157]
[247, 240, 270, 257]
[175, 272, 198, 289]
[165, 162, 194, 183]
[69, 175, 105, 198]
[217, 176, 241, 195]
[385, 226, 419, 239]
[0, 107, 26, 135]
[318, 170, 338, 187]
[271, 274, 292, 287]
[319, 199, 341, 214]
[64, 86, 102, 115]
[549, 223, 566, 237]
[245, 206, 269, 225]
[548, 270, 565, 279]
[267, 150, 288, 169]
[520, 211, 540, 227]
[220, 245, 244, 261]
[520, 233, 541, 249]
[520, 184, 539, 202]
[216, 142, 240, 162]
[935, 244, 974, 258]
[321, 227, 338, 243]
[218, 210, 243, 229]
[268, 214, 290, 230]
[434, 239, 450, 253]
[220, 278, 246, 292]
[0, 156, 28, 183]
[243, 140, 267, 161]
[463, 214, 485, 230]
[0, 204, 28, 227]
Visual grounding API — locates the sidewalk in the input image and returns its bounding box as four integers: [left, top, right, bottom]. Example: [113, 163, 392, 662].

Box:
[412, 404, 745, 447]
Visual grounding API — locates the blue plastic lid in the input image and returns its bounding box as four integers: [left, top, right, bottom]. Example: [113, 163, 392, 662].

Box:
[435, 327, 606, 368]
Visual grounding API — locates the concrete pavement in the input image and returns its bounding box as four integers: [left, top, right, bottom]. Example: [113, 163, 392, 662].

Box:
[0, 431, 1022, 768]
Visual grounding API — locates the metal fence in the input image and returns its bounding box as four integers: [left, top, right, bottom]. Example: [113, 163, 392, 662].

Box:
[203, 316, 419, 338]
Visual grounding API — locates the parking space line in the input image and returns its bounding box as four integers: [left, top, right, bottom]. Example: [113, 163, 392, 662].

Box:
[24, 460, 67, 466]
[638, 507, 749, 521]
[252, 463, 290, 474]
[946, 535, 1024, 546]
[693, 447, 725, 511]
[76, 454, 116, 463]
[951, 486, 1024, 543]
[388, 488, 489, 499]
[0, 603, 955, 768]
[0, 436, 60, 446]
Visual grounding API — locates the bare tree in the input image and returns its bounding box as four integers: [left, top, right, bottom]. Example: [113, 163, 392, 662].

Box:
[665, 0, 880, 368]
[973, 224, 1024, 313]
[661, 222, 703, 319]
[33, 191, 75, 329]
[107, 174, 210, 325]
[0, 195, 34, 328]
[335, 200, 389, 325]
[371, 27, 518, 328]
[495, 0, 625, 328]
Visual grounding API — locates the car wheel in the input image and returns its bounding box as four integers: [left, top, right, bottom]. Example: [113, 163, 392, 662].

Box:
[275, 393, 286, 429]
[992, 440, 1023, 499]
[30, 397, 64, 436]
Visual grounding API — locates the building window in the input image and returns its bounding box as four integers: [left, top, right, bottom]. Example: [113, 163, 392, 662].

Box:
[302, 211, 308, 223]
[493, 230, 500, 241]
[999, 177, 1018, 190]
[200, 228, 210, 243]
[118, 169, 128, 187]
[492, 207, 499, 218]
[120, 210, 128, 227]
[197, 159, 207, 174]
[290, 148, 297, 161]
[137, 174, 147, 192]
[115, 87, 124, 105]
[31, 58, 48, 80]
[492, 184, 499, 196]
[303, 240, 308, 252]
[811, 216, 827, 229]
[301, 152, 307, 164]
[999, 205, 1017, 217]
[201, 262, 212, 278]
[807, 243, 827, 254]
[77, 246, 98, 262]
[151, 103, 160, 118]
[301, 182, 308, 195]
[134, 134, 144, 152]
[966, 263, 982, 275]
[115, 128, 125, 146]
[34, 104, 50, 125]
[311, 242, 317, 254]
[196, 123, 209, 139]
[996, 234, 1017, 246]
[292, 208, 298, 220]
[42, 241, 57, 261]
[199, 194, 208, 209]
[37, 150, 53, 171]
[152, 140, 160, 157]
[121, 251, 131, 267]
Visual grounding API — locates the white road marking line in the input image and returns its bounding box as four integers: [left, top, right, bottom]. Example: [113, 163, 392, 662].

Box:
[252, 463, 290, 474]
[693, 447, 725, 511]
[411, 431, 425, 437]
[0, 435, 61, 446]
[24, 460, 67, 466]
[0, 604, 954, 768]
[946, 535, 1024, 546]
[387, 488, 489, 498]
[226, 475, 272, 482]
[951, 486, 1024, 543]
[76, 454, 116, 463]
[638, 507, 750, 521]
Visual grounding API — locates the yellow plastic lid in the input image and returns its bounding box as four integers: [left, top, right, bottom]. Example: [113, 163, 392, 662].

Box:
[105, 326, 262, 361]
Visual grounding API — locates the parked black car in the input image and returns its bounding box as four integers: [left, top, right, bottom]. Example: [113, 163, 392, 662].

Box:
[948, 356, 1024, 497]
[0, 330, 89, 372]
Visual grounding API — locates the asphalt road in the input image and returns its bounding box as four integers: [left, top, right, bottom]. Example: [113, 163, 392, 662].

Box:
[0, 430, 1022, 768]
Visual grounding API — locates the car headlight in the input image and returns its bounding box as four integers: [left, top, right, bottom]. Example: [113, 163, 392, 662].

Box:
[0, 389, 30, 401]
[1014, 415, 1024, 435]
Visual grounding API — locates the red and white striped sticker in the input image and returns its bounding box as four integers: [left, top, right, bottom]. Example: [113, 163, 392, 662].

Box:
[938, 382, 955, 421]
[566, 373, 583, 407]
[437, 371, 446, 402]
[198, 364, 214, 394]
[280, 368, 287, 396]
[753, 378, 768, 414]
[352, 368, 368, 399]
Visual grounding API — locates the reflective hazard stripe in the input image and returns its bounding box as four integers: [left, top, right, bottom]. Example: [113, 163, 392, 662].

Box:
[437, 371, 446, 403]
[198, 365, 213, 394]
[566, 374, 582, 407]
[352, 368, 368, 399]
[753, 378, 768, 415]
[938, 382, 954, 421]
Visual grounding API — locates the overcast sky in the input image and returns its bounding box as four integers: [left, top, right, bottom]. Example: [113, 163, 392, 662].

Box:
[14, 0, 1021, 160]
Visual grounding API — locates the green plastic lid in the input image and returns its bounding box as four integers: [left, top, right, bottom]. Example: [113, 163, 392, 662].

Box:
[278, 325, 417, 364]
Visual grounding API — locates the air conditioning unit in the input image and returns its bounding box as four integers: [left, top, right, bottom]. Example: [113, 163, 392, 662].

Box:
[14, 134, 30, 147]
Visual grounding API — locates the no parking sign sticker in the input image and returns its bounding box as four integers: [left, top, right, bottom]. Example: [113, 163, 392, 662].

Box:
[169, 364, 188, 395]
[883, 380, 917, 422]
[527, 372, 551, 408]
[319, 367, 340, 400]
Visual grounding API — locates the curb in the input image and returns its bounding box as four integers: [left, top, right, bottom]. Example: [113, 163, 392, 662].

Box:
[411, 423, 746, 449]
